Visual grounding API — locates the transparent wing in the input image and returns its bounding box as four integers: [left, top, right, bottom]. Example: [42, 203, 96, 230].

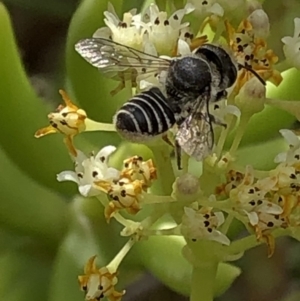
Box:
[176, 96, 214, 161]
[75, 38, 171, 80]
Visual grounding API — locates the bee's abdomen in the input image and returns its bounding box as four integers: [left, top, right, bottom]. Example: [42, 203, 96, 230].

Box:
[114, 87, 175, 142]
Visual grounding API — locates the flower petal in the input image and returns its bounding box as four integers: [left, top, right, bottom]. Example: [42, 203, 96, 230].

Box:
[208, 230, 230, 245]
[214, 212, 225, 227]
[279, 129, 300, 146]
[177, 39, 191, 56]
[245, 210, 259, 226]
[95, 145, 117, 164]
[93, 27, 111, 39]
[78, 184, 99, 197]
[57, 171, 79, 184]
[106, 167, 120, 180]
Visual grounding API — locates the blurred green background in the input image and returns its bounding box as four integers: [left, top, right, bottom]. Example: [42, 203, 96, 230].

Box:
[1, 0, 300, 300]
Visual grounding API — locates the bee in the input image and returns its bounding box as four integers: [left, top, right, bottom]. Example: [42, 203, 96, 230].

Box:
[75, 38, 265, 168]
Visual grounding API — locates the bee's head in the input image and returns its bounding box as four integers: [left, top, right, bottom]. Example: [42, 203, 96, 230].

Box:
[195, 44, 238, 90]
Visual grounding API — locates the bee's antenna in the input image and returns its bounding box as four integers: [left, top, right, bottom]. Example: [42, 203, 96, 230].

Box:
[238, 63, 266, 86]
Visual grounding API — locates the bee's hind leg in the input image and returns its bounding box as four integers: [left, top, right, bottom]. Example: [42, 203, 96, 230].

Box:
[175, 139, 182, 170]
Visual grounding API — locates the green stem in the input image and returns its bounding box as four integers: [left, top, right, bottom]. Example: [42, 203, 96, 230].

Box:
[143, 194, 175, 204]
[220, 213, 234, 235]
[215, 115, 235, 159]
[149, 143, 175, 195]
[106, 238, 136, 273]
[226, 228, 291, 255]
[143, 225, 181, 236]
[229, 115, 250, 156]
[190, 260, 219, 301]
[212, 22, 224, 43]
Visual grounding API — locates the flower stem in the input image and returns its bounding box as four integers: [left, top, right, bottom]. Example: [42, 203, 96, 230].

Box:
[143, 194, 175, 204]
[85, 119, 116, 132]
[106, 238, 136, 273]
[229, 115, 250, 155]
[149, 143, 175, 195]
[226, 228, 291, 255]
[190, 260, 219, 301]
[220, 213, 234, 234]
[215, 115, 235, 159]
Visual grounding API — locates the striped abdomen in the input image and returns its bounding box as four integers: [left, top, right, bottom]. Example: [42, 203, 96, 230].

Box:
[114, 87, 176, 142]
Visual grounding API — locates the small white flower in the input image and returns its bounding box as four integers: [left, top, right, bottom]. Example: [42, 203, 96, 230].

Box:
[275, 129, 300, 164]
[282, 18, 300, 69]
[230, 166, 283, 225]
[188, 0, 224, 19]
[140, 4, 192, 55]
[93, 3, 145, 50]
[181, 206, 230, 245]
[57, 146, 119, 197]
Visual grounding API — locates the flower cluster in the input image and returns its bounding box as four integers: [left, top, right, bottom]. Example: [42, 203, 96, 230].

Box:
[35, 90, 87, 156]
[226, 17, 282, 94]
[94, 2, 194, 56]
[78, 256, 125, 301]
[215, 130, 300, 256]
[181, 205, 230, 245]
[34, 1, 300, 301]
[97, 155, 157, 220]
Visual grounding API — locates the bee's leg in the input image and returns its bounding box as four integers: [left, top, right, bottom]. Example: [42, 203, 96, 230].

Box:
[162, 134, 174, 147]
[175, 139, 182, 170]
[209, 114, 227, 128]
[110, 81, 125, 96]
[212, 90, 228, 102]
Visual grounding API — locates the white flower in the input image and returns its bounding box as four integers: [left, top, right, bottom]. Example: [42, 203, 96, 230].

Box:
[181, 206, 230, 245]
[57, 146, 119, 197]
[94, 3, 193, 57]
[139, 4, 192, 55]
[93, 3, 145, 50]
[230, 166, 283, 225]
[141, 4, 191, 55]
[282, 18, 300, 69]
[188, 0, 224, 19]
[275, 129, 300, 164]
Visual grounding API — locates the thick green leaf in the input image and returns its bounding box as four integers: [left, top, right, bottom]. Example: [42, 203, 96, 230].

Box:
[4, 0, 76, 18]
[235, 136, 288, 170]
[0, 240, 54, 301]
[0, 147, 67, 246]
[0, 3, 74, 195]
[135, 235, 241, 296]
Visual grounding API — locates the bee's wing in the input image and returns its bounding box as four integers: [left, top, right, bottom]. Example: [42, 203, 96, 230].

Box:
[75, 38, 171, 80]
[176, 96, 214, 161]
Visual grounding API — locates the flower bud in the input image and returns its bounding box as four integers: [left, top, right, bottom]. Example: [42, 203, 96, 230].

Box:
[174, 173, 200, 196]
[247, 9, 270, 38]
[234, 76, 266, 117]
